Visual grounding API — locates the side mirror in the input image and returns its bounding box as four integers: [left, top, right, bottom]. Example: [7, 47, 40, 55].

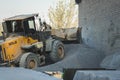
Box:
[1, 31, 3, 35]
[1, 31, 7, 40]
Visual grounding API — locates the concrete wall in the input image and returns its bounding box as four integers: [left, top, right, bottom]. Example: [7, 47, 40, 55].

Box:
[78, 0, 120, 55]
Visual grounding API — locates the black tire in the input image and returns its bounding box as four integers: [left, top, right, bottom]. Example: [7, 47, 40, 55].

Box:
[50, 40, 65, 62]
[19, 53, 40, 69]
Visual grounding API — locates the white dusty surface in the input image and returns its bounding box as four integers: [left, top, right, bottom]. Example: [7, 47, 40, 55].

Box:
[73, 70, 120, 80]
[0, 68, 59, 80]
[36, 44, 105, 72]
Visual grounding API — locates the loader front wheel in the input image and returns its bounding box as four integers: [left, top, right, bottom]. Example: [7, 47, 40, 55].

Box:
[19, 53, 40, 69]
[50, 40, 65, 62]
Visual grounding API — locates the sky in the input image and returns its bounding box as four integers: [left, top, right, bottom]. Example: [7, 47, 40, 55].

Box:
[0, 0, 57, 22]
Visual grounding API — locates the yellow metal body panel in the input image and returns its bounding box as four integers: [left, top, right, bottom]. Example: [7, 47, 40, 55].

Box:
[1, 36, 38, 61]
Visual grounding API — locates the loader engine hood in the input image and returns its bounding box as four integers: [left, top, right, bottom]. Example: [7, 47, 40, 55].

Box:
[0, 36, 24, 62]
[0, 35, 38, 62]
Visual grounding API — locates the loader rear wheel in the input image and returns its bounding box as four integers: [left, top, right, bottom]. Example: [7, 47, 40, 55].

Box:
[50, 40, 65, 62]
[19, 53, 40, 69]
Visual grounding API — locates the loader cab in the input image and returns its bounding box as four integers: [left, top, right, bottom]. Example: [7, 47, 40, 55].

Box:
[23, 17, 36, 34]
[3, 20, 24, 33]
[2, 14, 39, 39]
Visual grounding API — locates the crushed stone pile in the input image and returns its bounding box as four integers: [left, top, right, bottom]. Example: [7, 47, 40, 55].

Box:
[36, 44, 105, 72]
[73, 70, 120, 80]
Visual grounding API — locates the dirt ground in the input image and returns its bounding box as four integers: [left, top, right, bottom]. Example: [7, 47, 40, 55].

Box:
[36, 43, 105, 72]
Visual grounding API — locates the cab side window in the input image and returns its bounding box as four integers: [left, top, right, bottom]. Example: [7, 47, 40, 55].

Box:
[28, 20, 35, 30]
[24, 19, 36, 34]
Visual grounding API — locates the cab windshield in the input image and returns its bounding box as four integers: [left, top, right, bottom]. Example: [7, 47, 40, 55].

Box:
[6, 20, 24, 33]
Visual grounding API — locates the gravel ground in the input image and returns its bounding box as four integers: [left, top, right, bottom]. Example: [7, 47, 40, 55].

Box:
[36, 43, 105, 72]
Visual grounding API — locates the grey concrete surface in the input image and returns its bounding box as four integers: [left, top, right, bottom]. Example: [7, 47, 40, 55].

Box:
[73, 70, 120, 80]
[36, 44, 105, 72]
[78, 0, 120, 55]
[100, 52, 120, 70]
[0, 68, 59, 80]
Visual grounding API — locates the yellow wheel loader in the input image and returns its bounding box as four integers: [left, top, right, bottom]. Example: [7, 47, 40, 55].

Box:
[0, 14, 65, 69]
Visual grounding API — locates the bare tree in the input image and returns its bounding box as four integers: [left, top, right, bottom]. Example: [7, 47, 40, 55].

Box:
[48, 0, 78, 29]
